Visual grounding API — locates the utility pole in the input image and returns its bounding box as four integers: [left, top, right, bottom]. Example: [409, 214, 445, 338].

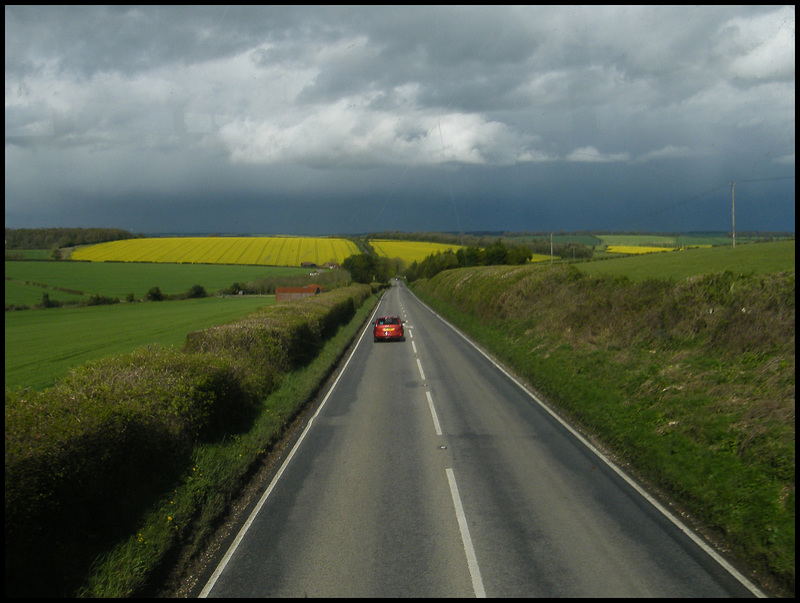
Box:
[550, 232, 554, 263]
[731, 182, 736, 248]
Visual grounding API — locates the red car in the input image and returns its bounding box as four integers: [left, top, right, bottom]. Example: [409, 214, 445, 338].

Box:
[373, 316, 404, 342]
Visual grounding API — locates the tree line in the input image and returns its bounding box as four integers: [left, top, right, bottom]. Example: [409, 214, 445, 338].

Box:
[5, 227, 144, 250]
[342, 238, 594, 284]
[403, 241, 535, 282]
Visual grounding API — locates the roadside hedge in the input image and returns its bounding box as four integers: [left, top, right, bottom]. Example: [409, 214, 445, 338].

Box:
[5, 284, 371, 597]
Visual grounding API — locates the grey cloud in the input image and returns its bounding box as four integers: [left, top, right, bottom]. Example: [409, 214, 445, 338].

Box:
[5, 5, 795, 235]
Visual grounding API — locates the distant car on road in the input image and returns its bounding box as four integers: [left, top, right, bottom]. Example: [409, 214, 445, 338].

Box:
[373, 316, 404, 342]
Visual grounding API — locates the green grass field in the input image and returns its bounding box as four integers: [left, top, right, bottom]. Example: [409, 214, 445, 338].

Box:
[5, 279, 87, 307]
[506, 233, 756, 249]
[5, 296, 275, 391]
[4, 260, 340, 390]
[578, 240, 794, 281]
[5, 261, 310, 306]
[5, 249, 54, 260]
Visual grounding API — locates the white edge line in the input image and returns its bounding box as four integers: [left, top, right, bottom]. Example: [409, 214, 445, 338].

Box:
[446, 468, 487, 598]
[426, 390, 443, 436]
[412, 293, 767, 598]
[199, 301, 383, 597]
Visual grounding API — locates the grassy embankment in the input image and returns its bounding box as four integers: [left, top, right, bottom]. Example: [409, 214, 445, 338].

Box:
[5, 284, 379, 598]
[411, 241, 794, 595]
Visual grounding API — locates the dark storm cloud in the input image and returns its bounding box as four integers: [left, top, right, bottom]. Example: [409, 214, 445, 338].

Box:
[5, 5, 795, 234]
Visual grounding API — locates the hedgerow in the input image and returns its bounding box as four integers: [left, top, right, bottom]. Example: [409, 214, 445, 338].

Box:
[5, 284, 371, 597]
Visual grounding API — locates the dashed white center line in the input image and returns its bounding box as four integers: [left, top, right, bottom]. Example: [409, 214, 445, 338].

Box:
[416, 358, 426, 381]
[446, 468, 486, 598]
[409, 305, 483, 596]
[425, 391, 442, 436]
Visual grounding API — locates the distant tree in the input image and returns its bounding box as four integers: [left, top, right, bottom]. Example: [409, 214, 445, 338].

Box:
[4, 227, 144, 250]
[457, 245, 484, 267]
[146, 286, 164, 301]
[40, 293, 61, 308]
[483, 241, 509, 265]
[187, 284, 208, 299]
[507, 244, 533, 264]
[86, 294, 119, 306]
[342, 254, 377, 284]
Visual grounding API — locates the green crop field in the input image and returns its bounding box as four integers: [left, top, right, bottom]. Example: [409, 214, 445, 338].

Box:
[5, 295, 275, 391]
[507, 234, 603, 247]
[577, 240, 794, 281]
[4, 260, 334, 390]
[5, 261, 310, 306]
[5, 279, 87, 307]
[4, 249, 53, 260]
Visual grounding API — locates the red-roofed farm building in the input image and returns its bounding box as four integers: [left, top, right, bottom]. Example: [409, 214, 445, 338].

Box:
[275, 285, 322, 303]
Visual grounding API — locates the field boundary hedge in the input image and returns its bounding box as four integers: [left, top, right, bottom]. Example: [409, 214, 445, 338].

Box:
[5, 284, 372, 597]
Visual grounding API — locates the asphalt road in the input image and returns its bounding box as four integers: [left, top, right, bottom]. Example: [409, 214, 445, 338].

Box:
[200, 280, 763, 598]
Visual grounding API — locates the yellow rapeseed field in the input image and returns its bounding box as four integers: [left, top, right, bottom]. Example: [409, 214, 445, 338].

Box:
[370, 240, 465, 265]
[606, 245, 677, 255]
[71, 237, 360, 267]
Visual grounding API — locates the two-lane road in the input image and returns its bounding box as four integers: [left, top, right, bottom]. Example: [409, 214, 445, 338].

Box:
[201, 281, 762, 597]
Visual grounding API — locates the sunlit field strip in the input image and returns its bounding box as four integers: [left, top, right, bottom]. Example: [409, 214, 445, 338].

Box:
[606, 245, 678, 254]
[71, 237, 360, 266]
[599, 235, 678, 247]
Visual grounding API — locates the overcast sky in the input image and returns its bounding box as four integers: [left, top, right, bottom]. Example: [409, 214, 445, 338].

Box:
[5, 5, 795, 235]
